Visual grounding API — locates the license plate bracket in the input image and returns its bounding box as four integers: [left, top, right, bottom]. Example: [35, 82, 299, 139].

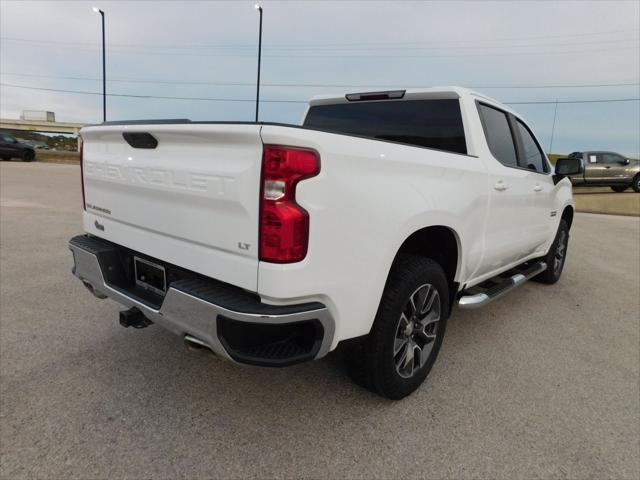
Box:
[134, 256, 166, 295]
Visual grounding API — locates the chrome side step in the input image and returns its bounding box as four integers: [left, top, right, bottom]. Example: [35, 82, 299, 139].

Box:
[458, 261, 547, 309]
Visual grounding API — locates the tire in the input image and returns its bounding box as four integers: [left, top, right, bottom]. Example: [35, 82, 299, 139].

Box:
[1, 156, 10, 161]
[533, 219, 569, 285]
[632, 174, 640, 193]
[346, 255, 449, 400]
[21, 150, 35, 162]
[611, 185, 628, 193]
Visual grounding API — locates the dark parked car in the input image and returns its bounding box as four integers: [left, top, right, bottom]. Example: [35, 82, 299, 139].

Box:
[567, 151, 640, 192]
[0, 132, 36, 162]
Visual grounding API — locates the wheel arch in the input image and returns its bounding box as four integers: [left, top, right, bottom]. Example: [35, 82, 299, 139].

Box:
[391, 225, 461, 308]
[632, 172, 640, 193]
[561, 205, 574, 230]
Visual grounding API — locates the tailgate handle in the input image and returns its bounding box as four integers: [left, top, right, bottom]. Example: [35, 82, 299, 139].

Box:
[123, 132, 158, 149]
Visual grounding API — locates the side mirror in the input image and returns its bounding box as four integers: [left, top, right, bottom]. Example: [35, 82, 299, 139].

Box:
[622, 158, 630, 165]
[554, 157, 583, 184]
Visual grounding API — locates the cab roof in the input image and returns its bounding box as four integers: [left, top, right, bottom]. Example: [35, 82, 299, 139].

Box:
[308, 86, 516, 115]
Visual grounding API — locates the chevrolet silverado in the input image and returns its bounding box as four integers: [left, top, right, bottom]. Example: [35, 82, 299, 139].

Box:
[69, 87, 582, 399]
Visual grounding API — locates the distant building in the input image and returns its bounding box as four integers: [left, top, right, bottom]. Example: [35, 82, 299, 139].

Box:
[20, 111, 55, 122]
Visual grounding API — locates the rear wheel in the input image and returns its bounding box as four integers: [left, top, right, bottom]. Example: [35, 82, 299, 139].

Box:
[611, 185, 628, 193]
[1, 156, 10, 161]
[347, 255, 449, 399]
[533, 219, 569, 285]
[632, 174, 640, 193]
[21, 150, 35, 162]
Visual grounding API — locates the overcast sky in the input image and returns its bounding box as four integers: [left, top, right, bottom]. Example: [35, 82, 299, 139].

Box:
[1, 0, 639, 156]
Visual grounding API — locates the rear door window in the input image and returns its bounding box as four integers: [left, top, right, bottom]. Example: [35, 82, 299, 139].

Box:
[477, 103, 518, 167]
[303, 99, 467, 155]
[515, 120, 548, 173]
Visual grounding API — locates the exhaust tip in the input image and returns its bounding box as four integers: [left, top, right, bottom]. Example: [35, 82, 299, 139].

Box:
[82, 281, 108, 299]
[184, 335, 216, 355]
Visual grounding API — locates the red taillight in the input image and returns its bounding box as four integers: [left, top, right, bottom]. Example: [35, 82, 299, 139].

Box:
[80, 140, 86, 210]
[259, 145, 320, 263]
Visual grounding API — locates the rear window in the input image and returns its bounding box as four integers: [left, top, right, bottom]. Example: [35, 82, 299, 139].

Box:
[303, 99, 467, 155]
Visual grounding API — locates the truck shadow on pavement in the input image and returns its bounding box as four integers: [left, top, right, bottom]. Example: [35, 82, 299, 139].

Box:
[71, 297, 514, 419]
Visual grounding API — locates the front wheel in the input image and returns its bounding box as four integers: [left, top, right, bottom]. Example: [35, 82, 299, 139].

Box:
[347, 255, 449, 399]
[533, 219, 569, 284]
[611, 185, 628, 193]
[21, 150, 35, 162]
[632, 174, 640, 193]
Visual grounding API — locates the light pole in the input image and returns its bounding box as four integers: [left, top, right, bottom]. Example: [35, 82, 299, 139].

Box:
[254, 4, 262, 122]
[93, 7, 106, 122]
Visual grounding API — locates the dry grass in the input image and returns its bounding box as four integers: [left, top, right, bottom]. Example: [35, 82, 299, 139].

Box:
[573, 191, 640, 217]
[35, 151, 80, 164]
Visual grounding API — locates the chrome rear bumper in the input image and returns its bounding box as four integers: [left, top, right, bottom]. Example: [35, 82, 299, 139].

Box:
[69, 235, 334, 366]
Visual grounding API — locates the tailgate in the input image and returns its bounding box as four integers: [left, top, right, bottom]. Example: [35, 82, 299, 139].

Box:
[80, 123, 263, 291]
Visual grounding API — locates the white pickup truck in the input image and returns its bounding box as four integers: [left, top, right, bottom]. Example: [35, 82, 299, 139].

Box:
[69, 87, 583, 399]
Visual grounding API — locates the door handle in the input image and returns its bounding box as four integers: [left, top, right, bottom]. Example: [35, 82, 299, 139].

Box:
[604, 166, 611, 169]
[533, 184, 543, 192]
[494, 180, 509, 191]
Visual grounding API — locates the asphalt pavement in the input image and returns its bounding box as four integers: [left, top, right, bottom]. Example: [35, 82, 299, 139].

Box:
[1, 162, 639, 479]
